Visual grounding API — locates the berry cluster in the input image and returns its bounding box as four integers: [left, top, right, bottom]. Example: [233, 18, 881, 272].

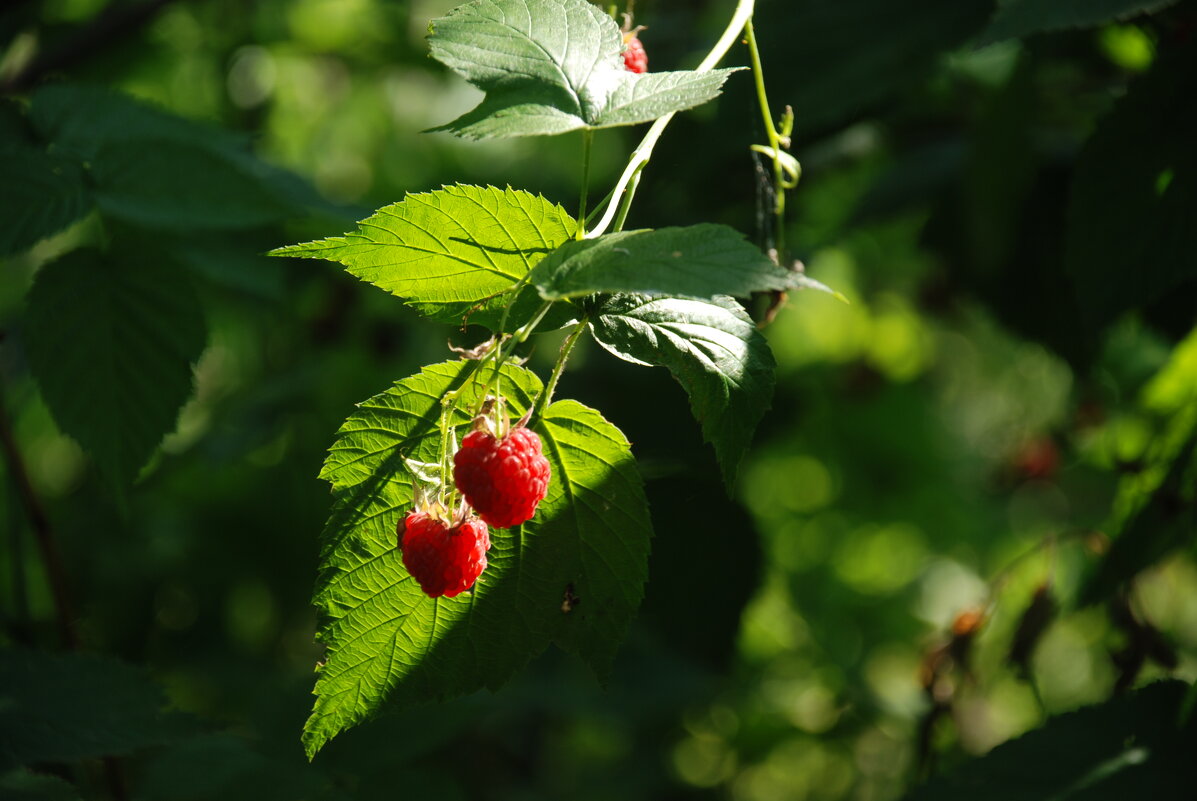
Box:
[398, 415, 551, 598]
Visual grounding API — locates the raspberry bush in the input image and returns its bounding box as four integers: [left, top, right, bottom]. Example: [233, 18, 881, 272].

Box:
[273, 0, 818, 756]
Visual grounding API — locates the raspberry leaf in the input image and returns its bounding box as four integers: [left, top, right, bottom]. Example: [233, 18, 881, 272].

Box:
[29, 84, 339, 226]
[426, 0, 739, 139]
[531, 224, 802, 301]
[1063, 45, 1197, 334]
[905, 680, 1192, 801]
[0, 147, 92, 257]
[23, 249, 207, 494]
[980, 0, 1182, 45]
[532, 399, 653, 677]
[590, 294, 776, 488]
[307, 360, 651, 756]
[271, 185, 576, 329]
[0, 648, 195, 765]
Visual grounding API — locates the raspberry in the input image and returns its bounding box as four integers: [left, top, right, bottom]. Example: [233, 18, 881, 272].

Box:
[622, 34, 647, 74]
[453, 426, 550, 528]
[398, 510, 490, 598]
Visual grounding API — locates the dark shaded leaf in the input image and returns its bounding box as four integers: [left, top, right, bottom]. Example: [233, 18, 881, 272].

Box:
[981, 0, 1182, 44]
[904, 681, 1197, 801]
[0, 148, 92, 257]
[756, 0, 993, 135]
[23, 250, 206, 490]
[590, 294, 775, 487]
[29, 84, 340, 225]
[1064, 45, 1197, 332]
[0, 771, 80, 801]
[0, 649, 193, 768]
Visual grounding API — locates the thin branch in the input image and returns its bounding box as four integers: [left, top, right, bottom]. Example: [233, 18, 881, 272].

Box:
[0, 377, 80, 650]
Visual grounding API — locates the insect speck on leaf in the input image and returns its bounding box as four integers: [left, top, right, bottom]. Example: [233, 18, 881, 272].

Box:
[562, 583, 580, 613]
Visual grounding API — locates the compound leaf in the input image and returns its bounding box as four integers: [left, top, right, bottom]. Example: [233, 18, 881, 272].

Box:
[427, 0, 738, 139]
[24, 250, 206, 491]
[981, 0, 1182, 44]
[590, 294, 775, 488]
[305, 360, 650, 757]
[530, 224, 801, 301]
[272, 185, 576, 328]
[0, 648, 193, 768]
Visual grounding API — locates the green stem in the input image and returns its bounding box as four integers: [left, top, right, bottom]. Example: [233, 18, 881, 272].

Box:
[473, 300, 555, 414]
[533, 320, 587, 419]
[576, 129, 594, 239]
[745, 20, 779, 144]
[586, 185, 617, 225]
[611, 166, 643, 233]
[587, 0, 756, 239]
[744, 18, 787, 259]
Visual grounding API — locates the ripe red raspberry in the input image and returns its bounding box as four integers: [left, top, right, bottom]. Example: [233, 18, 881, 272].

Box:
[398, 510, 490, 598]
[622, 34, 647, 74]
[453, 426, 550, 528]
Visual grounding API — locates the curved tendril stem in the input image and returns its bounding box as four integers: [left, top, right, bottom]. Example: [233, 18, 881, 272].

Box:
[586, 0, 756, 240]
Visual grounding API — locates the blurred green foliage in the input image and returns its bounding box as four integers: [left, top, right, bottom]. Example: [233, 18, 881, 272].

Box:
[1, 0, 1195, 799]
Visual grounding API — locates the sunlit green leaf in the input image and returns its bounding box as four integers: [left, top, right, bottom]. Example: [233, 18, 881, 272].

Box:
[590, 294, 775, 488]
[427, 0, 739, 139]
[305, 360, 650, 756]
[531, 224, 801, 301]
[272, 185, 576, 328]
[23, 250, 206, 490]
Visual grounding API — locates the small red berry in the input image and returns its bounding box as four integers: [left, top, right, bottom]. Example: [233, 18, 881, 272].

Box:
[398, 510, 490, 598]
[622, 34, 647, 74]
[453, 426, 550, 528]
